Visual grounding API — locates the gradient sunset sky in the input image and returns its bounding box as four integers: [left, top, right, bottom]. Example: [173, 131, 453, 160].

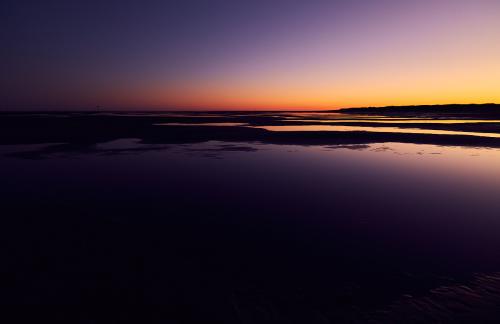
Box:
[2, 0, 500, 110]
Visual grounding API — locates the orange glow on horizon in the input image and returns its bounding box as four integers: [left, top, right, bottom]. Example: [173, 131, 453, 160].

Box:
[3, 0, 500, 111]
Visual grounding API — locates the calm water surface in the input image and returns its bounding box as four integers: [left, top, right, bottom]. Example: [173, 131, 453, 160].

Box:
[255, 124, 500, 138]
[2, 138, 500, 322]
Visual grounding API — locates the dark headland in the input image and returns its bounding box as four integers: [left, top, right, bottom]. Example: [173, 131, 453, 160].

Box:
[338, 103, 500, 118]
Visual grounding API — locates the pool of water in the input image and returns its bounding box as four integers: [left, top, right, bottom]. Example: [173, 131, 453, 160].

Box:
[155, 122, 247, 127]
[255, 124, 500, 138]
[2, 138, 500, 322]
[289, 118, 500, 124]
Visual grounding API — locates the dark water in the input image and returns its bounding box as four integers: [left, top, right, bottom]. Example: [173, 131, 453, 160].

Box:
[2, 112, 500, 323]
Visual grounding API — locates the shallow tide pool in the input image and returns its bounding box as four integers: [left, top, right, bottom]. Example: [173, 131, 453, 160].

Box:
[2, 139, 500, 321]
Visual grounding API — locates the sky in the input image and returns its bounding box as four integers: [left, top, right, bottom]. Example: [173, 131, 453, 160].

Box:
[2, 0, 500, 110]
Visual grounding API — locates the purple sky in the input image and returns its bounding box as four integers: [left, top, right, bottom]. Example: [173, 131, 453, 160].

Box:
[2, 0, 500, 110]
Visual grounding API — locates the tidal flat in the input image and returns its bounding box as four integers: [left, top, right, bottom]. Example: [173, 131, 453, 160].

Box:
[2, 105, 500, 323]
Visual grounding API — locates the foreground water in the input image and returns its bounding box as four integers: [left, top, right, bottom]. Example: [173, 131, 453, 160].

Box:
[2, 135, 500, 322]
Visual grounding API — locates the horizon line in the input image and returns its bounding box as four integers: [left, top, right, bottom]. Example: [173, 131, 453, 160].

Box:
[0, 102, 499, 113]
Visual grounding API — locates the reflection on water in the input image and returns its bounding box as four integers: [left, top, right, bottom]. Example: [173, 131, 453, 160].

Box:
[255, 124, 500, 138]
[291, 118, 500, 124]
[155, 122, 247, 126]
[146, 111, 500, 141]
[2, 121, 500, 321]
